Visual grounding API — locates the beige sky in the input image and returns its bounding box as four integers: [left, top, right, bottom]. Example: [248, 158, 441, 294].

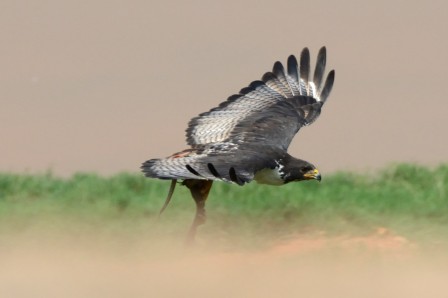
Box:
[1, 0, 447, 176]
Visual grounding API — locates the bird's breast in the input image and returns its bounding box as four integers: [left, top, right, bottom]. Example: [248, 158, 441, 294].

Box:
[254, 167, 285, 186]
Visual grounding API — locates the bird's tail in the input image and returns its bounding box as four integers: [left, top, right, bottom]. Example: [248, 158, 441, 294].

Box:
[141, 148, 211, 181]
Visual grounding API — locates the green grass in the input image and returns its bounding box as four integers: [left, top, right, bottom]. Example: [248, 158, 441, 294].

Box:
[0, 164, 447, 246]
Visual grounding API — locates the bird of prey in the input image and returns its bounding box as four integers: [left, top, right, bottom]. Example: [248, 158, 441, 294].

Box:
[142, 47, 335, 243]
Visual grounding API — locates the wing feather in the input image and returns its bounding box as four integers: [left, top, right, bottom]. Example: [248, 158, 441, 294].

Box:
[287, 55, 299, 82]
[313, 47, 327, 92]
[272, 62, 296, 97]
[299, 48, 310, 96]
[320, 70, 335, 103]
[142, 144, 280, 185]
[226, 96, 322, 150]
[185, 47, 335, 148]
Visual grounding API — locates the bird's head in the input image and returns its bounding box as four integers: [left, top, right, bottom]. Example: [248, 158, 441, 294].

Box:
[282, 158, 321, 183]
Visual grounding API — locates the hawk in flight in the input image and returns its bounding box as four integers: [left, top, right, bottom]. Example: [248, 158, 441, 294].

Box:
[142, 47, 335, 243]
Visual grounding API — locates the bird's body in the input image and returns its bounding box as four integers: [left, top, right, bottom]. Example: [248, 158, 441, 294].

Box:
[142, 47, 335, 243]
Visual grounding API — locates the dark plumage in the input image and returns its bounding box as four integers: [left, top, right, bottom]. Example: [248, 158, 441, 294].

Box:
[141, 47, 335, 243]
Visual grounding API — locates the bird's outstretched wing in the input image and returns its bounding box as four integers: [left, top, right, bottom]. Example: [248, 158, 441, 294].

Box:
[142, 143, 281, 185]
[186, 47, 335, 150]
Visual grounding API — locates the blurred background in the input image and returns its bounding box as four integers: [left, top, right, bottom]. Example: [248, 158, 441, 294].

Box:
[1, 0, 447, 176]
[1, 2, 448, 297]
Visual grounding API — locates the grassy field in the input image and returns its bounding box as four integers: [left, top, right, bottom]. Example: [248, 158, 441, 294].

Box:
[2, 164, 448, 297]
[0, 163, 447, 248]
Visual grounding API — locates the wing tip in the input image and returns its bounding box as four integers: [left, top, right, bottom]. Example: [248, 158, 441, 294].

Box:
[272, 61, 284, 75]
[287, 55, 298, 80]
[319, 69, 335, 102]
[300, 48, 311, 90]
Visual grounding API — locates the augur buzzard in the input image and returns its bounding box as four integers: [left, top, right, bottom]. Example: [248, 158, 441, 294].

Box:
[142, 47, 335, 243]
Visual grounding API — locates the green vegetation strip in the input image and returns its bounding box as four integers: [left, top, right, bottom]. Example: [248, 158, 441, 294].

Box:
[0, 164, 447, 244]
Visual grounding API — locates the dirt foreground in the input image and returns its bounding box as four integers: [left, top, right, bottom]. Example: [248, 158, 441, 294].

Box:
[1, 228, 447, 298]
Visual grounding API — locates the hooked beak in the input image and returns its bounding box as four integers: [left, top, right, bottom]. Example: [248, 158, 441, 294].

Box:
[303, 169, 321, 182]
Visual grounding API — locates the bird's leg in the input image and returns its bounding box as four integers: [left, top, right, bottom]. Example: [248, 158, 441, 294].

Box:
[182, 179, 213, 244]
[158, 179, 177, 216]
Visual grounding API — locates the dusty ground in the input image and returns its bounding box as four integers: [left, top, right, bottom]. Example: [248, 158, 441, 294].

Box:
[1, 228, 447, 298]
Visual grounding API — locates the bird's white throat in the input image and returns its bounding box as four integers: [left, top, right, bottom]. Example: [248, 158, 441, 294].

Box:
[254, 166, 284, 186]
